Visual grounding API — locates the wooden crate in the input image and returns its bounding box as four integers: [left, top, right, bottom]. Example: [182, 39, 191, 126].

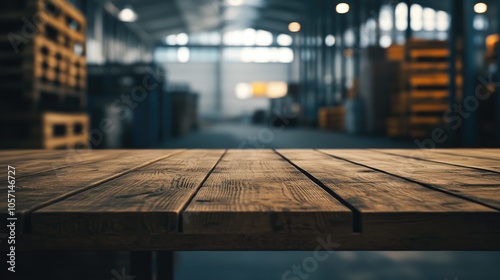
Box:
[0, 0, 86, 111]
[0, 111, 89, 149]
[486, 34, 499, 64]
[390, 92, 409, 115]
[386, 39, 465, 138]
[386, 117, 408, 138]
[387, 45, 405, 61]
[409, 49, 450, 61]
[318, 107, 345, 131]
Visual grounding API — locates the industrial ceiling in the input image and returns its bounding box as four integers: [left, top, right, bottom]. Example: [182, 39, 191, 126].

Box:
[107, 0, 498, 43]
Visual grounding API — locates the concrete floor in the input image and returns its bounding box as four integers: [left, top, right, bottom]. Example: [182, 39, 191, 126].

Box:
[163, 122, 416, 149]
[176, 251, 500, 280]
[167, 122, 500, 280]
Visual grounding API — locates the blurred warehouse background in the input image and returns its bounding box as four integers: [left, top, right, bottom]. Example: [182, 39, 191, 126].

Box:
[0, 0, 499, 149]
[1, 2, 500, 280]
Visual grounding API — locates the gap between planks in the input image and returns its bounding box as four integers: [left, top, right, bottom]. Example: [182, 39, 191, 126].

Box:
[276, 149, 498, 238]
[21, 149, 187, 233]
[315, 149, 500, 212]
[372, 149, 500, 174]
[177, 149, 227, 232]
[429, 149, 500, 162]
[273, 149, 363, 233]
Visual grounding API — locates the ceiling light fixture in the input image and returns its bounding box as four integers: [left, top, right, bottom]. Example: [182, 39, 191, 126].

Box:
[336, 3, 350, 14]
[227, 0, 244, 7]
[474, 3, 487, 14]
[288, 22, 301, 33]
[118, 5, 138, 22]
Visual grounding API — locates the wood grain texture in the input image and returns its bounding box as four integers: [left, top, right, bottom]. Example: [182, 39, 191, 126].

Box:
[1, 150, 137, 177]
[430, 149, 500, 161]
[375, 149, 500, 173]
[30, 150, 225, 235]
[182, 150, 352, 234]
[0, 150, 185, 233]
[277, 150, 499, 241]
[1, 149, 499, 251]
[318, 149, 500, 210]
[0, 150, 70, 164]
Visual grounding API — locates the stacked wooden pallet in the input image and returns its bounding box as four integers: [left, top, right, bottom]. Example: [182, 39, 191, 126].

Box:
[406, 40, 462, 138]
[0, 112, 89, 149]
[318, 107, 345, 131]
[0, 0, 88, 149]
[386, 39, 462, 138]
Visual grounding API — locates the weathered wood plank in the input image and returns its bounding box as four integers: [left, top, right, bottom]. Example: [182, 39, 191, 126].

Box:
[0, 150, 70, 163]
[30, 150, 225, 235]
[375, 149, 500, 173]
[318, 149, 500, 210]
[1, 150, 140, 177]
[182, 150, 353, 234]
[431, 149, 500, 161]
[0, 150, 185, 233]
[277, 150, 498, 238]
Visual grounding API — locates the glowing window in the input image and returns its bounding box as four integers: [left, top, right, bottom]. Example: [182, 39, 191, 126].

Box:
[410, 4, 423, 31]
[379, 6, 393, 31]
[224, 30, 244, 45]
[252, 48, 271, 63]
[473, 14, 489, 30]
[210, 32, 221, 45]
[436, 11, 450, 31]
[256, 30, 273, 46]
[422, 8, 436, 31]
[325, 35, 336, 47]
[242, 28, 256, 46]
[177, 33, 189, 45]
[235, 83, 252, 99]
[277, 34, 293, 46]
[240, 48, 254, 62]
[395, 2, 408, 31]
[177, 47, 190, 63]
[344, 30, 354, 47]
[379, 35, 392, 48]
[166, 35, 177, 45]
[277, 48, 294, 63]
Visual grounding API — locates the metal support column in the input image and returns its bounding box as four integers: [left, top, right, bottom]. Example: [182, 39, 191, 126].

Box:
[325, 0, 333, 106]
[374, 0, 381, 44]
[447, 0, 459, 146]
[462, 0, 477, 146]
[353, 0, 361, 79]
[339, 12, 346, 101]
[496, 1, 500, 146]
[405, 0, 412, 42]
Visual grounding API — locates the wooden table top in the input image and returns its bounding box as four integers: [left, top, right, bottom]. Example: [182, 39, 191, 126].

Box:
[1, 149, 499, 251]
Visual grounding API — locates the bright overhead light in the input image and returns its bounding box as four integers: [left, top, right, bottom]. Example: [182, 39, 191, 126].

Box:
[474, 3, 487, 14]
[336, 3, 350, 14]
[288, 22, 301, 33]
[118, 6, 137, 22]
[235, 83, 252, 99]
[227, 0, 244, 6]
[277, 34, 293, 46]
[255, 30, 273, 46]
[266, 82, 288, 99]
[166, 35, 177, 45]
[176, 33, 189, 45]
[177, 47, 190, 63]
[325, 35, 335, 47]
[380, 35, 392, 48]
